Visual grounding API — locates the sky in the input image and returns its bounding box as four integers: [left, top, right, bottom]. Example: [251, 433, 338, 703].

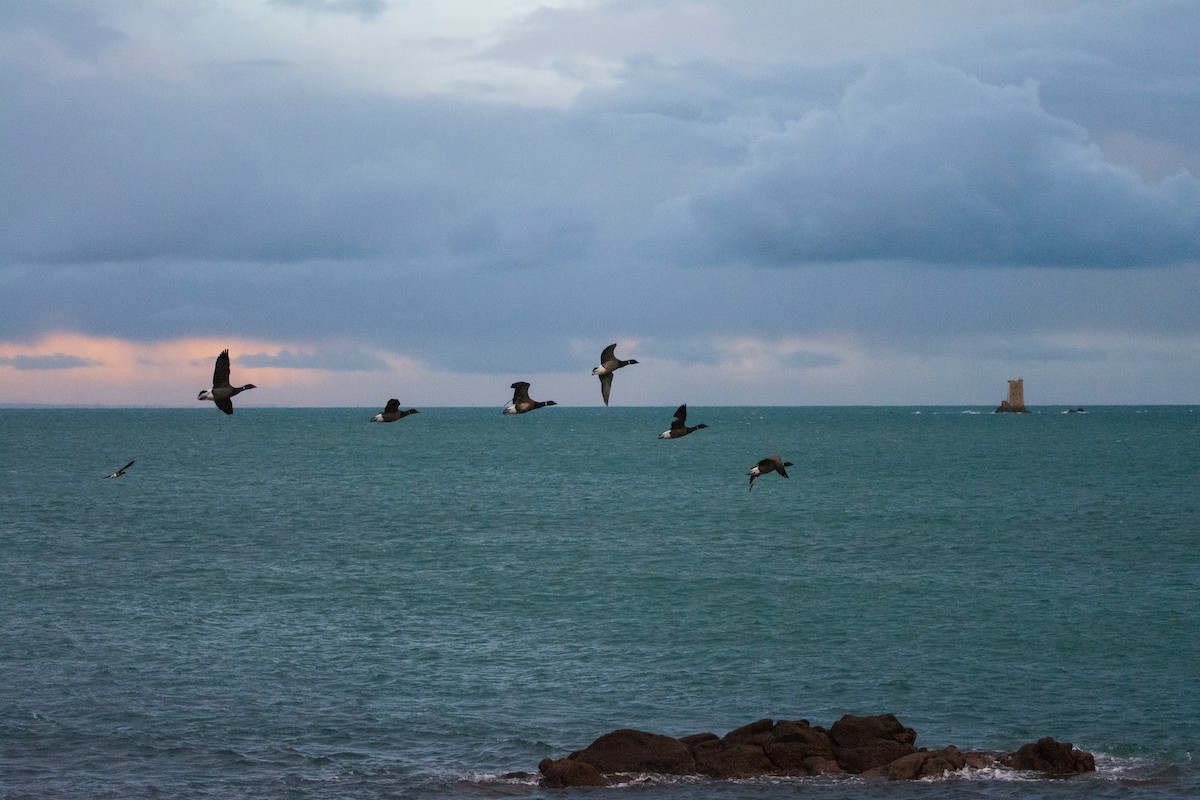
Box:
[2, 0, 1198, 408]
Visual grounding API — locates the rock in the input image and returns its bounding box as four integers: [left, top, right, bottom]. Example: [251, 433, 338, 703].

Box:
[538, 757, 606, 788]
[764, 742, 844, 776]
[763, 719, 840, 776]
[863, 746, 966, 781]
[679, 732, 719, 747]
[722, 718, 777, 746]
[773, 719, 835, 757]
[1001, 737, 1096, 775]
[964, 751, 998, 769]
[829, 713, 919, 773]
[567, 728, 696, 775]
[535, 716, 1095, 785]
[692, 739, 778, 779]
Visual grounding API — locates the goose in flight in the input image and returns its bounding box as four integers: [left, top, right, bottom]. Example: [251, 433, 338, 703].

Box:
[592, 343, 638, 406]
[104, 460, 135, 479]
[197, 349, 256, 415]
[371, 399, 419, 422]
[748, 455, 793, 491]
[503, 381, 557, 414]
[658, 404, 707, 439]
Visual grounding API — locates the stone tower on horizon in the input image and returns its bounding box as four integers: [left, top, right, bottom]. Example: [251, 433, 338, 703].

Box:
[995, 378, 1029, 413]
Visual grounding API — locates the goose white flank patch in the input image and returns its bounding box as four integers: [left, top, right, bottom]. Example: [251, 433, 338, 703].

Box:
[591, 343, 639, 406]
[748, 454, 793, 490]
[371, 399, 419, 422]
[197, 349, 256, 415]
[659, 404, 708, 439]
[503, 381, 557, 414]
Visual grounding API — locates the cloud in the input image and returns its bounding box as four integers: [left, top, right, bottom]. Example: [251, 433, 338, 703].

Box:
[663, 60, 1200, 269]
[1, 1, 1198, 406]
[0, 352, 101, 370]
[0, 1, 126, 59]
[269, 0, 388, 19]
[239, 347, 390, 372]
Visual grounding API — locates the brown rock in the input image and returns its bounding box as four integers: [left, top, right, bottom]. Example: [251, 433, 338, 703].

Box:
[534, 717, 1096, 785]
[568, 728, 696, 775]
[862, 745, 966, 781]
[723, 718, 777, 746]
[773, 719, 835, 757]
[679, 732, 719, 747]
[805, 757, 845, 775]
[692, 739, 777, 779]
[764, 742, 845, 775]
[1001, 737, 1096, 775]
[964, 751, 997, 769]
[829, 713, 918, 774]
[538, 757, 606, 788]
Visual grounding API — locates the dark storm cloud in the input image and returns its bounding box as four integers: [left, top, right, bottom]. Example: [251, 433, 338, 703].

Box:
[664, 61, 1200, 269]
[8, 38, 1195, 283]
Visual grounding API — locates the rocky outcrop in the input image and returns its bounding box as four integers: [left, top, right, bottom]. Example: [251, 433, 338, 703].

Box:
[1001, 736, 1097, 775]
[537, 715, 1095, 788]
[537, 757, 606, 788]
[562, 729, 695, 775]
[861, 745, 966, 780]
[829, 713, 917, 773]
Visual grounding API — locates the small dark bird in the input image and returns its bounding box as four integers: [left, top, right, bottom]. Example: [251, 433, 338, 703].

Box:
[197, 349, 256, 415]
[748, 455, 793, 491]
[592, 343, 638, 406]
[503, 381, 557, 414]
[659, 404, 707, 439]
[371, 399, 419, 423]
[104, 460, 135, 479]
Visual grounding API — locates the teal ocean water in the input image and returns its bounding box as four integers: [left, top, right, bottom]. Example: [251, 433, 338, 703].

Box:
[2, 406, 1197, 798]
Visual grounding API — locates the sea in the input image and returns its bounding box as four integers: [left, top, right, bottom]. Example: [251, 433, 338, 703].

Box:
[1, 406, 1197, 799]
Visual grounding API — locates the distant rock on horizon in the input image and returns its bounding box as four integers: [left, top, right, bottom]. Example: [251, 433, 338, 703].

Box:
[537, 714, 1095, 788]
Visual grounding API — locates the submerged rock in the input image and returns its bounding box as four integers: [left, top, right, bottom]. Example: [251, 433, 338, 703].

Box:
[536, 715, 1095, 788]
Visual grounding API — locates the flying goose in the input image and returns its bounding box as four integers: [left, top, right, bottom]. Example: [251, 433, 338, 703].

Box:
[659, 404, 707, 439]
[748, 455, 794, 491]
[371, 399, 419, 423]
[592, 343, 638, 406]
[197, 349, 256, 415]
[104, 460, 134, 479]
[503, 381, 557, 414]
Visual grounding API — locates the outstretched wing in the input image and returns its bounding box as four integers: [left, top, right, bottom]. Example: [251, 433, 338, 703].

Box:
[510, 382, 532, 404]
[673, 404, 687, 423]
[215, 397, 234, 415]
[599, 343, 617, 364]
[599, 372, 613, 405]
[213, 350, 232, 389]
